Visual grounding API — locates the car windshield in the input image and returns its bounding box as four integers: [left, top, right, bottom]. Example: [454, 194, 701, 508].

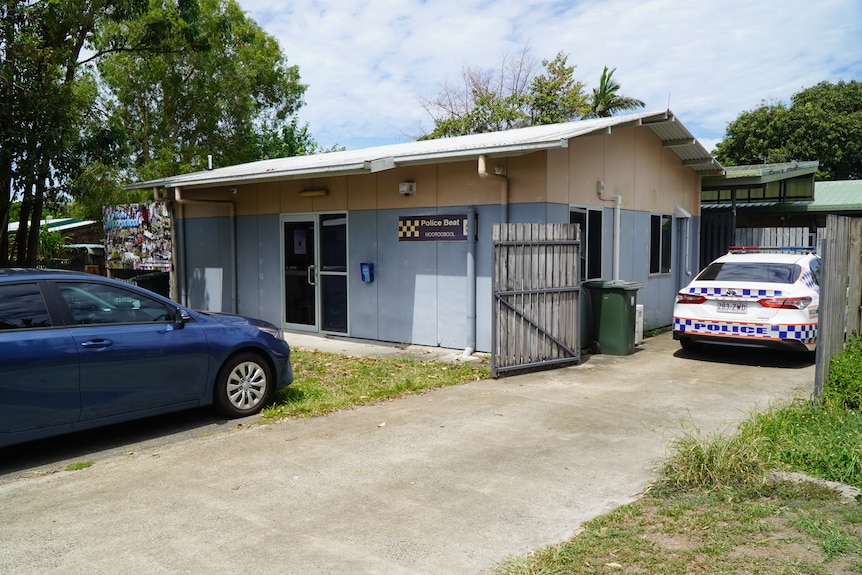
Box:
[697, 262, 801, 284]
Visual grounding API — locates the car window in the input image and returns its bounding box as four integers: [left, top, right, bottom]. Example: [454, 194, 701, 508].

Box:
[697, 262, 801, 284]
[808, 257, 822, 286]
[0, 283, 52, 330]
[57, 282, 174, 325]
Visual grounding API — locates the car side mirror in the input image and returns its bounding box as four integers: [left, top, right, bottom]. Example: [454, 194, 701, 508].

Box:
[174, 307, 186, 329]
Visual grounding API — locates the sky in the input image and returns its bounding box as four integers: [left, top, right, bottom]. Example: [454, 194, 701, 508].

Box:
[237, 0, 862, 154]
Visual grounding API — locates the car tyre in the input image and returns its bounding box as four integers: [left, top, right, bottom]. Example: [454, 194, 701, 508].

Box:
[215, 352, 273, 418]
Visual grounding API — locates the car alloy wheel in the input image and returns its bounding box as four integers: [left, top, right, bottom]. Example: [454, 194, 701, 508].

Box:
[216, 352, 272, 417]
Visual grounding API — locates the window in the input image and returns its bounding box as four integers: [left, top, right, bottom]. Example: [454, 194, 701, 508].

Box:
[570, 208, 603, 280]
[57, 282, 173, 325]
[0, 283, 52, 330]
[698, 262, 800, 283]
[650, 214, 672, 274]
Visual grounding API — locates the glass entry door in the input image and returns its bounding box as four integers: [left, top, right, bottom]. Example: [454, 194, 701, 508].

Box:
[282, 214, 348, 333]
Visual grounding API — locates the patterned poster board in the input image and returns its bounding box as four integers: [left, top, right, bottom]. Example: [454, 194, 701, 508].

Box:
[103, 203, 172, 271]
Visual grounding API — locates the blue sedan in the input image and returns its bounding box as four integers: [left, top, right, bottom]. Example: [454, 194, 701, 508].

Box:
[0, 268, 293, 448]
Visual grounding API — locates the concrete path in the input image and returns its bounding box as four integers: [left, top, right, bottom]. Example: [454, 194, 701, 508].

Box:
[0, 332, 814, 574]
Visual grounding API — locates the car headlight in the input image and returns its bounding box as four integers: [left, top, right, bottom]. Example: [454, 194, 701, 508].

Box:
[258, 324, 284, 340]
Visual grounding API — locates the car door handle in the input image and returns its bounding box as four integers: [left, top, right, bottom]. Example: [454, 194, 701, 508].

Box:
[81, 339, 114, 349]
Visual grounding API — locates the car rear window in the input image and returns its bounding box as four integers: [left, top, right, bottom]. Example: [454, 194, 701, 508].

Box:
[697, 262, 801, 284]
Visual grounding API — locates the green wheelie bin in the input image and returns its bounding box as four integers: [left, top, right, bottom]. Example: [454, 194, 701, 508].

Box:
[583, 279, 642, 355]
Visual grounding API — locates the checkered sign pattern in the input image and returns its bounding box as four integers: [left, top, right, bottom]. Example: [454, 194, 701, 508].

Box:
[398, 218, 421, 239]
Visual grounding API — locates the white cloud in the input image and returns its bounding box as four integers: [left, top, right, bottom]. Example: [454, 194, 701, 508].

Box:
[238, 0, 862, 151]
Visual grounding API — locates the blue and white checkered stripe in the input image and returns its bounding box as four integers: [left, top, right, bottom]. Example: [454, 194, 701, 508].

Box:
[680, 287, 783, 299]
[799, 270, 819, 292]
[673, 317, 817, 344]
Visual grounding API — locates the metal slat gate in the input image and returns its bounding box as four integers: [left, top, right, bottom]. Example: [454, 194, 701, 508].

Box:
[492, 223, 580, 377]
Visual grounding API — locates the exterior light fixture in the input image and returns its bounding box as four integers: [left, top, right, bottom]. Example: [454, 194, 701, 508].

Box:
[398, 182, 416, 196]
[298, 189, 328, 197]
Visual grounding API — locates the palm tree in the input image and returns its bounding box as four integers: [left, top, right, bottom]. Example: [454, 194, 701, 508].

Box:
[589, 66, 645, 118]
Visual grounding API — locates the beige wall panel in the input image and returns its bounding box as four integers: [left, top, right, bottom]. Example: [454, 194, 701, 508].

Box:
[307, 177, 348, 212]
[682, 166, 702, 216]
[177, 187, 232, 218]
[377, 165, 438, 209]
[233, 182, 279, 216]
[347, 174, 378, 211]
[278, 178, 346, 213]
[632, 128, 664, 212]
[546, 148, 570, 204]
[437, 160, 506, 207]
[507, 153, 548, 204]
[568, 134, 606, 207]
[603, 127, 636, 209]
[278, 180, 305, 213]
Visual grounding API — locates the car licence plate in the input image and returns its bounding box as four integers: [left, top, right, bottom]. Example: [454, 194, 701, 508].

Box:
[717, 301, 747, 314]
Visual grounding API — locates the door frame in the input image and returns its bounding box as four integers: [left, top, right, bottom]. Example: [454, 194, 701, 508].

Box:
[280, 212, 349, 335]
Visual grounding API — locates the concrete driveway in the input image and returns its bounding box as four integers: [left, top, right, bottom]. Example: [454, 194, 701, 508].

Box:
[0, 332, 814, 574]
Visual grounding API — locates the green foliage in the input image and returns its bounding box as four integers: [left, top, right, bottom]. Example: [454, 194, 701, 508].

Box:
[37, 226, 70, 266]
[821, 332, 862, 410]
[421, 49, 594, 139]
[528, 52, 590, 124]
[256, 117, 344, 160]
[655, 424, 773, 495]
[743, 400, 862, 488]
[714, 80, 862, 180]
[96, 0, 308, 179]
[588, 66, 645, 118]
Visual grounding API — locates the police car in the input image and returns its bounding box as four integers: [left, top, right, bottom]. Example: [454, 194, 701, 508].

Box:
[673, 247, 821, 353]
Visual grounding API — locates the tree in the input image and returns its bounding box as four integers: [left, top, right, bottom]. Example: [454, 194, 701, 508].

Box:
[714, 80, 862, 180]
[0, 0, 181, 266]
[588, 66, 645, 118]
[96, 0, 308, 181]
[528, 53, 590, 124]
[420, 49, 589, 139]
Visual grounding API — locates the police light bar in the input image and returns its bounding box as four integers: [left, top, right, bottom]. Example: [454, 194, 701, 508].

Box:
[728, 246, 816, 254]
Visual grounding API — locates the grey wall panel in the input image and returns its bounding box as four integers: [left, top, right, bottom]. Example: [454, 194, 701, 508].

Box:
[436, 240, 467, 348]
[347, 210, 379, 341]
[257, 215, 283, 325]
[375, 210, 438, 346]
[235, 215, 261, 319]
[181, 216, 233, 312]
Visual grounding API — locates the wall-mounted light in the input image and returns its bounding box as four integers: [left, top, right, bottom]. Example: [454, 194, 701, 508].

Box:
[298, 189, 328, 197]
[398, 182, 416, 196]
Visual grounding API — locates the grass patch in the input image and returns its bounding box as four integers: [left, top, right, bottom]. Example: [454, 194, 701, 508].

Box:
[261, 348, 490, 420]
[64, 461, 94, 472]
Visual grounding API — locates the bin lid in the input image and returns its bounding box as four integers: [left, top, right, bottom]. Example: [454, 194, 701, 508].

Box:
[582, 279, 643, 290]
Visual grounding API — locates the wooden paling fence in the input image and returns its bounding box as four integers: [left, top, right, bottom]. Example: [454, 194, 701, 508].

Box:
[734, 227, 825, 250]
[492, 223, 580, 377]
[815, 215, 862, 395]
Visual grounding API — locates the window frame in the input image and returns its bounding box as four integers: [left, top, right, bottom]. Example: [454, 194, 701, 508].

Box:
[570, 206, 603, 281]
[649, 213, 673, 275]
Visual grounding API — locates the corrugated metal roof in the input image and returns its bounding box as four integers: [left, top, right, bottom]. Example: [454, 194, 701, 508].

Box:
[702, 180, 862, 212]
[128, 110, 721, 191]
[7, 218, 96, 233]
